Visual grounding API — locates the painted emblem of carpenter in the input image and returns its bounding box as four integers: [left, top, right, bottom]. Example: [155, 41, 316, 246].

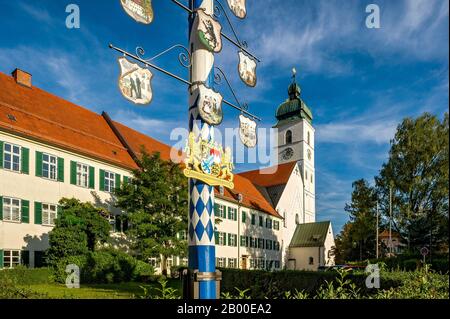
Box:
[238, 51, 257, 87]
[227, 0, 247, 19]
[197, 84, 223, 126]
[120, 0, 154, 24]
[239, 114, 257, 148]
[184, 132, 234, 189]
[118, 57, 153, 105]
[196, 9, 222, 53]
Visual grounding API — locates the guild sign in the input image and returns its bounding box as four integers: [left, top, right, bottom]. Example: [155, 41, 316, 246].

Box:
[184, 132, 234, 189]
[227, 0, 247, 19]
[198, 84, 223, 126]
[239, 114, 257, 148]
[118, 57, 153, 105]
[120, 0, 154, 24]
[196, 9, 222, 53]
[238, 51, 257, 87]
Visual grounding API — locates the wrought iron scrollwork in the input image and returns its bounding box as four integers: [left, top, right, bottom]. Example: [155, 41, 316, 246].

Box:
[136, 44, 192, 68]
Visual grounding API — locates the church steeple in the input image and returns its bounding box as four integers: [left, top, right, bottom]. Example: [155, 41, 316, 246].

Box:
[275, 68, 313, 126]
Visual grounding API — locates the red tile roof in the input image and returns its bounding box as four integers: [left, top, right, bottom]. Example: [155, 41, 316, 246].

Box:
[0, 71, 137, 169]
[238, 161, 297, 187]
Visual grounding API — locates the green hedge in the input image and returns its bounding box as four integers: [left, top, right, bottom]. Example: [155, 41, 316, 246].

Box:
[348, 256, 449, 273]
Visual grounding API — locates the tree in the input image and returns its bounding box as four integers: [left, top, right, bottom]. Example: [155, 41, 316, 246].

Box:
[47, 198, 111, 264]
[375, 113, 449, 254]
[115, 151, 188, 276]
[337, 179, 378, 261]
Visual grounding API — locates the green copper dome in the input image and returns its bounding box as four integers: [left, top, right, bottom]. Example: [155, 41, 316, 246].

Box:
[275, 72, 313, 126]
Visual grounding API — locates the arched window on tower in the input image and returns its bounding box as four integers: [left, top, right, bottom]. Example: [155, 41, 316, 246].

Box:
[295, 214, 299, 225]
[285, 130, 292, 144]
[307, 131, 311, 145]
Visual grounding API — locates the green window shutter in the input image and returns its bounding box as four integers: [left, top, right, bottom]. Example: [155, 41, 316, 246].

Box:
[0, 141, 3, 169]
[214, 204, 219, 217]
[223, 232, 227, 246]
[214, 231, 219, 243]
[123, 176, 129, 184]
[233, 209, 237, 221]
[21, 147, 29, 174]
[251, 214, 255, 225]
[228, 234, 231, 246]
[57, 157, 64, 182]
[0, 196, 3, 220]
[21, 200, 29, 223]
[34, 202, 42, 225]
[70, 161, 77, 185]
[242, 211, 247, 223]
[115, 173, 121, 190]
[0, 250, 3, 268]
[89, 166, 95, 189]
[21, 250, 30, 267]
[227, 207, 231, 220]
[99, 169, 105, 191]
[35, 151, 43, 177]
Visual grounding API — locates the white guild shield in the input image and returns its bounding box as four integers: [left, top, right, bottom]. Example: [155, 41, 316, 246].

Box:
[238, 51, 257, 87]
[198, 84, 223, 126]
[227, 0, 247, 19]
[196, 9, 223, 53]
[118, 57, 153, 105]
[239, 114, 257, 148]
[120, 0, 154, 24]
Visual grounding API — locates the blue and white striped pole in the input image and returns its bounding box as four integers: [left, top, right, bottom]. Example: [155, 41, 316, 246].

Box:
[188, 0, 217, 299]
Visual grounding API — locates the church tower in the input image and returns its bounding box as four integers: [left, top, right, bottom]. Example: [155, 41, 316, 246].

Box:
[274, 68, 315, 222]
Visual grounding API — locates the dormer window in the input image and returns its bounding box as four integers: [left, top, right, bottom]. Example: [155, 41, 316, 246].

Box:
[285, 130, 292, 144]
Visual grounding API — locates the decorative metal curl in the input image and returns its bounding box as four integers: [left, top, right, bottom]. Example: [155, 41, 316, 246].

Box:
[214, 66, 247, 112]
[135, 44, 192, 68]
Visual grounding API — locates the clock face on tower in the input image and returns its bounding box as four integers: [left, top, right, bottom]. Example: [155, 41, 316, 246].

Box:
[282, 147, 294, 161]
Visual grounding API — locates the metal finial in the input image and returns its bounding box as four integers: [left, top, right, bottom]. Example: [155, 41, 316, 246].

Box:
[292, 67, 297, 78]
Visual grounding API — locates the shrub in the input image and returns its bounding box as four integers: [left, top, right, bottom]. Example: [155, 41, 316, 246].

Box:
[51, 255, 88, 283]
[0, 269, 49, 299]
[133, 260, 156, 282]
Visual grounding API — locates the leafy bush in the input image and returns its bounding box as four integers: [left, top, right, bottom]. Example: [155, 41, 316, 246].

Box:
[51, 255, 88, 283]
[0, 269, 49, 299]
[133, 260, 155, 282]
[0, 266, 53, 285]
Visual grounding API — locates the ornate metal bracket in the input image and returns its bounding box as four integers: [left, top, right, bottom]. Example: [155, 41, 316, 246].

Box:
[109, 43, 261, 121]
[171, 0, 260, 62]
[136, 44, 192, 68]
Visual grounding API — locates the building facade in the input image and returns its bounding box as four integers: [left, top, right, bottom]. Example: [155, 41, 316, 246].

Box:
[0, 68, 334, 271]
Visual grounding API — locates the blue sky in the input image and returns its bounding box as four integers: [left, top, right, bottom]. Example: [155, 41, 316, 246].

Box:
[0, 0, 448, 234]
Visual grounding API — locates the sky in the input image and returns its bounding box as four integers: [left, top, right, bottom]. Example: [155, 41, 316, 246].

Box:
[0, 0, 448, 234]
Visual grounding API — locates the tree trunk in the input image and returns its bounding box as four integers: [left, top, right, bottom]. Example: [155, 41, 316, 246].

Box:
[160, 254, 168, 277]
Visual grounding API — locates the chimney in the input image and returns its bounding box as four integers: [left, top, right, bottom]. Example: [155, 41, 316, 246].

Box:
[12, 68, 32, 88]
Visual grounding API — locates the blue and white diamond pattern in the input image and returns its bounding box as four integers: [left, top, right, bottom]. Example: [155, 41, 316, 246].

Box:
[189, 181, 215, 246]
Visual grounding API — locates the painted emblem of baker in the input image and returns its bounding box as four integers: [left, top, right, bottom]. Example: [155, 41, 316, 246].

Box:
[184, 133, 234, 189]
[118, 57, 153, 105]
[120, 0, 154, 24]
[239, 114, 257, 148]
[196, 9, 222, 53]
[197, 84, 223, 126]
[238, 51, 257, 87]
[227, 0, 247, 19]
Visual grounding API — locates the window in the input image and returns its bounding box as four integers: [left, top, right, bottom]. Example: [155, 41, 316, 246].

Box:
[266, 239, 273, 250]
[3, 143, 21, 172]
[3, 250, 20, 269]
[259, 216, 263, 227]
[283, 211, 287, 228]
[295, 214, 299, 225]
[228, 207, 237, 221]
[285, 130, 292, 144]
[273, 220, 280, 230]
[249, 237, 255, 248]
[307, 131, 311, 145]
[258, 238, 264, 249]
[257, 258, 265, 270]
[216, 257, 226, 267]
[2, 197, 21, 222]
[251, 214, 256, 225]
[104, 171, 115, 193]
[228, 258, 237, 268]
[242, 211, 247, 223]
[77, 163, 89, 188]
[42, 203, 57, 226]
[217, 204, 226, 219]
[250, 259, 256, 269]
[240, 236, 248, 247]
[311, 174, 313, 184]
[42, 153, 57, 180]
[228, 233, 237, 247]
[218, 232, 226, 246]
[274, 261, 280, 269]
[309, 257, 314, 265]
[266, 218, 272, 229]
[305, 170, 308, 181]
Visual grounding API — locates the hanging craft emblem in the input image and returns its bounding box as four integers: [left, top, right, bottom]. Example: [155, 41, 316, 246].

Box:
[239, 114, 257, 148]
[118, 57, 153, 105]
[120, 0, 154, 24]
[197, 84, 223, 126]
[227, 0, 247, 19]
[184, 132, 234, 189]
[196, 9, 223, 53]
[238, 51, 257, 87]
